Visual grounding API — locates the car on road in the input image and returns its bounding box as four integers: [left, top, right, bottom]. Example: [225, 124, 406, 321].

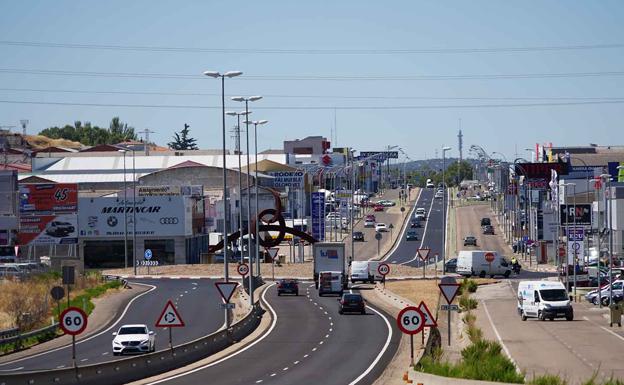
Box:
[365, 214, 376, 222]
[375, 223, 388, 232]
[480, 217, 491, 227]
[426, 179, 435, 188]
[482, 225, 495, 235]
[410, 218, 422, 228]
[352, 231, 365, 242]
[406, 230, 418, 241]
[45, 221, 75, 237]
[318, 271, 344, 296]
[518, 281, 573, 321]
[338, 293, 366, 315]
[364, 219, 375, 227]
[376, 200, 395, 207]
[112, 324, 155, 355]
[434, 191, 444, 199]
[373, 204, 384, 212]
[277, 279, 299, 296]
[463, 236, 478, 246]
[445, 258, 458, 273]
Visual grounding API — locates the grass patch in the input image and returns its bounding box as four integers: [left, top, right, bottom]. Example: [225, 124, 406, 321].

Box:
[528, 374, 568, 385]
[459, 293, 478, 311]
[460, 278, 478, 294]
[54, 279, 122, 317]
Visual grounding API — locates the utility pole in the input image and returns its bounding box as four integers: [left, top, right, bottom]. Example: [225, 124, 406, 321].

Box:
[138, 128, 155, 156]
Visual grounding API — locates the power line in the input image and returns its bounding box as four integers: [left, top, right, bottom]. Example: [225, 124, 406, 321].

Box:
[1, 99, 623, 110]
[1, 40, 623, 54]
[2, 68, 624, 81]
[2, 87, 624, 101]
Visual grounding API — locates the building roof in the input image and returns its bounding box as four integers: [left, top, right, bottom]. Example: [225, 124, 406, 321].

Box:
[167, 160, 207, 169]
[19, 172, 148, 183]
[241, 159, 298, 173]
[32, 146, 77, 155]
[80, 144, 124, 152]
[0, 163, 31, 172]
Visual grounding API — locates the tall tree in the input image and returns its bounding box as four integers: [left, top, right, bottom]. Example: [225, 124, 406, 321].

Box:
[38, 117, 137, 146]
[168, 124, 198, 150]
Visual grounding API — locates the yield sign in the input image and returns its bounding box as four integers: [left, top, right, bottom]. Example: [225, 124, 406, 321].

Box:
[418, 301, 437, 327]
[267, 248, 279, 260]
[156, 300, 185, 328]
[215, 281, 239, 303]
[417, 247, 431, 261]
[438, 276, 460, 304]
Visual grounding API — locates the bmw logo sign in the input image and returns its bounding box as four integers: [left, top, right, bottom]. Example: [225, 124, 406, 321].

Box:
[107, 216, 118, 227]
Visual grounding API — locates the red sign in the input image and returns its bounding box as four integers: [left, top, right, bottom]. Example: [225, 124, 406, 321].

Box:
[237, 263, 249, 277]
[59, 307, 88, 335]
[396, 306, 425, 335]
[155, 300, 185, 328]
[19, 183, 78, 213]
[417, 248, 431, 261]
[418, 301, 437, 328]
[485, 252, 496, 263]
[377, 263, 390, 276]
[215, 282, 239, 303]
[18, 214, 78, 245]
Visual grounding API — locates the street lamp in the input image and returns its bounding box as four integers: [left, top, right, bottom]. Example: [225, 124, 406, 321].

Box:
[131, 148, 137, 275]
[442, 146, 451, 273]
[118, 149, 128, 269]
[204, 70, 242, 329]
[563, 182, 577, 297]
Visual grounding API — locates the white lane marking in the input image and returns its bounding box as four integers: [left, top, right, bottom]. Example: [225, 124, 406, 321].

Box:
[312, 347, 317, 352]
[482, 300, 521, 374]
[319, 341, 324, 345]
[380, 188, 423, 262]
[400, 190, 436, 265]
[184, 291, 188, 294]
[144, 283, 278, 384]
[270, 373, 276, 377]
[102, 352, 109, 355]
[329, 328, 333, 332]
[191, 282, 198, 285]
[325, 334, 329, 338]
[283, 367, 289, 371]
[583, 316, 624, 342]
[80, 358, 88, 362]
[0, 281, 157, 367]
[256, 380, 263, 383]
[303, 354, 309, 358]
[0, 366, 24, 372]
[294, 361, 299, 365]
[56, 365, 65, 369]
[347, 304, 394, 385]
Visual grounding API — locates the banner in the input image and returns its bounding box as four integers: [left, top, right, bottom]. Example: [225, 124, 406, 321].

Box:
[19, 183, 78, 213]
[18, 213, 78, 244]
[311, 192, 325, 241]
[560, 204, 591, 226]
[267, 171, 304, 188]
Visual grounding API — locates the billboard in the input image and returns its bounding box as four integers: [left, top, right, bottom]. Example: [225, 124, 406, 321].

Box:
[18, 213, 78, 244]
[137, 185, 203, 197]
[560, 204, 591, 226]
[19, 183, 78, 213]
[311, 192, 325, 241]
[267, 171, 304, 188]
[78, 196, 192, 238]
[358, 151, 399, 160]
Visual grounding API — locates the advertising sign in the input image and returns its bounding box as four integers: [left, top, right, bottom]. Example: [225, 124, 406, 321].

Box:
[560, 204, 591, 225]
[138, 185, 203, 197]
[267, 171, 304, 188]
[19, 183, 78, 213]
[311, 192, 325, 241]
[18, 213, 78, 244]
[78, 196, 192, 238]
[0, 170, 17, 216]
[566, 227, 584, 241]
[359, 151, 399, 160]
[567, 241, 584, 264]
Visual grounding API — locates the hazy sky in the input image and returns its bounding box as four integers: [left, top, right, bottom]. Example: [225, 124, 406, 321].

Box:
[1, 1, 623, 161]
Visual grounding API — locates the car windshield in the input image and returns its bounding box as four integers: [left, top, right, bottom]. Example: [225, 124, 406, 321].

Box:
[540, 289, 568, 301]
[344, 294, 362, 302]
[118, 327, 147, 335]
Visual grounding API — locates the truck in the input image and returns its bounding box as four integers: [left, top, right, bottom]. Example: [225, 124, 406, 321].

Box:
[456, 250, 511, 278]
[517, 280, 573, 321]
[313, 242, 347, 290]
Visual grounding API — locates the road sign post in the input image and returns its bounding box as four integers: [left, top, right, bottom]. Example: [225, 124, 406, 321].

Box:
[417, 247, 431, 279]
[237, 263, 249, 278]
[389, 223, 394, 240]
[378, 262, 390, 289]
[418, 301, 437, 345]
[438, 276, 460, 346]
[59, 307, 88, 367]
[155, 300, 185, 351]
[396, 306, 425, 365]
[267, 247, 279, 281]
[375, 232, 382, 258]
[434, 253, 439, 281]
[144, 248, 153, 275]
[485, 252, 495, 277]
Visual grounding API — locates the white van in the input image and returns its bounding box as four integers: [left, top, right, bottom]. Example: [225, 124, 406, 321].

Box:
[367, 261, 384, 282]
[456, 250, 511, 278]
[426, 179, 435, 188]
[318, 271, 344, 296]
[350, 261, 371, 283]
[517, 281, 573, 321]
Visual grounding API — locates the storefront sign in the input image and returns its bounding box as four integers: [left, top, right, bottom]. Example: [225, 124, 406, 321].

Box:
[18, 213, 78, 244]
[138, 185, 203, 197]
[267, 171, 304, 188]
[311, 192, 325, 241]
[560, 204, 591, 225]
[19, 183, 78, 213]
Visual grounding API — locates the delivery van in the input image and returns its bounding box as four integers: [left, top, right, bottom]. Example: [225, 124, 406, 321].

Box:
[318, 271, 344, 296]
[456, 250, 511, 278]
[350, 261, 371, 283]
[367, 261, 384, 282]
[517, 281, 573, 321]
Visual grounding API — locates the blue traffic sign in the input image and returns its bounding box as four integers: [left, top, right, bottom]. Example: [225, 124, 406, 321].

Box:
[144, 249, 153, 260]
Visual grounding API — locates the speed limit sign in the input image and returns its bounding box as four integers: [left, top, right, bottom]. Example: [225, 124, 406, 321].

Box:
[237, 263, 249, 277]
[59, 307, 88, 335]
[396, 306, 425, 335]
[377, 263, 390, 276]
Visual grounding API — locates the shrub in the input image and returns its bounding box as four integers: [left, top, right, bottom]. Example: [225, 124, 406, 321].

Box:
[461, 278, 478, 293]
[529, 374, 568, 385]
[459, 295, 478, 311]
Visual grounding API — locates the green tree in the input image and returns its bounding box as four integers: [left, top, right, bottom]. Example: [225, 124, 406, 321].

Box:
[168, 124, 198, 150]
[38, 117, 137, 146]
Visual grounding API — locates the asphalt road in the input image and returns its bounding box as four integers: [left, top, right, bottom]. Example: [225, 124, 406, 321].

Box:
[148, 283, 400, 385]
[0, 278, 224, 372]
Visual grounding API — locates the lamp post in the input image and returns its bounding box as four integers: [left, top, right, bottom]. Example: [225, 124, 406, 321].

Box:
[118, 149, 128, 269]
[442, 146, 451, 273]
[600, 173, 613, 307]
[563, 183, 577, 297]
[131, 149, 137, 275]
[246, 120, 268, 278]
[204, 70, 242, 329]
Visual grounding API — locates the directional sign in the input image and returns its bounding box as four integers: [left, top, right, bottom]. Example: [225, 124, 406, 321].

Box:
[50, 286, 65, 301]
[441, 304, 460, 311]
[215, 281, 239, 303]
[417, 247, 431, 261]
[59, 307, 88, 335]
[418, 301, 437, 328]
[156, 300, 185, 328]
[144, 248, 153, 260]
[375, 232, 382, 241]
[484, 252, 496, 263]
[438, 276, 460, 304]
[237, 263, 249, 277]
[396, 306, 425, 335]
[377, 263, 390, 276]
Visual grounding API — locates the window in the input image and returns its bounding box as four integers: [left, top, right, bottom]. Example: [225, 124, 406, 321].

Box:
[539, 289, 568, 301]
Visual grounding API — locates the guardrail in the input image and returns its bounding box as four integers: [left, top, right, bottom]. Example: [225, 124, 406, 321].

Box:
[0, 327, 19, 341]
[2, 302, 264, 385]
[0, 323, 58, 348]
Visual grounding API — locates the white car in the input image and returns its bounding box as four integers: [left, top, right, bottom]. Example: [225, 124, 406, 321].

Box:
[434, 191, 444, 199]
[375, 223, 388, 232]
[364, 219, 375, 228]
[112, 324, 155, 355]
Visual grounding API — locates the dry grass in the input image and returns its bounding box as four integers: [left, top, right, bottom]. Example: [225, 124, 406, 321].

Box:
[24, 134, 82, 149]
[385, 280, 441, 310]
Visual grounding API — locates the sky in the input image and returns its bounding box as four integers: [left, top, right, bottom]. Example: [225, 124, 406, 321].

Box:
[0, 1, 623, 162]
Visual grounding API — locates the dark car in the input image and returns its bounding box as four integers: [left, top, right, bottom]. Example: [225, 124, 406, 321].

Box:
[410, 218, 422, 228]
[445, 258, 458, 273]
[463, 236, 478, 246]
[480, 218, 491, 227]
[482, 225, 495, 235]
[338, 293, 366, 314]
[277, 279, 299, 296]
[406, 230, 418, 241]
[353, 231, 365, 242]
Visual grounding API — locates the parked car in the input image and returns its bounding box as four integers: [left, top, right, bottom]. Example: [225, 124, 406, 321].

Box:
[373, 204, 384, 212]
[375, 223, 388, 232]
[585, 280, 624, 305]
[406, 230, 418, 241]
[463, 236, 478, 246]
[338, 293, 366, 315]
[482, 225, 495, 235]
[112, 324, 155, 355]
[352, 231, 365, 242]
[277, 279, 299, 296]
[445, 258, 458, 273]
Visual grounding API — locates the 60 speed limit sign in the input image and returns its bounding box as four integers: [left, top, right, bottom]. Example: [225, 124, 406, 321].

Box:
[59, 307, 88, 335]
[396, 306, 425, 335]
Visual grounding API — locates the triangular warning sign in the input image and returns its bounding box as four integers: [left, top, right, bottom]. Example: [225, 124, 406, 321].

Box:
[417, 248, 431, 261]
[438, 283, 460, 304]
[267, 248, 279, 259]
[215, 281, 239, 303]
[418, 301, 437, 327]
[156, 300, 185, 328]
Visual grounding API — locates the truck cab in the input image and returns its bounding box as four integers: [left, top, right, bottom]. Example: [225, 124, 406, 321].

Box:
[517, 281, 573, 321]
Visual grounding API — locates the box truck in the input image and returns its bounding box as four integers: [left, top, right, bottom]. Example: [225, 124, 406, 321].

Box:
[456, 250, 511, 278]
[517, 280, 573, 321]
[313, 242, 347, 290]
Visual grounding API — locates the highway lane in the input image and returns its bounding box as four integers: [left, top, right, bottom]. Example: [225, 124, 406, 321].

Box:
[0, 278, 224, 372]
[149, 284, 399, 385]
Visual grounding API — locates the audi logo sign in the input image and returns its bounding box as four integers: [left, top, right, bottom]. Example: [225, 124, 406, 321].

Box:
[160, 217, 179, 225]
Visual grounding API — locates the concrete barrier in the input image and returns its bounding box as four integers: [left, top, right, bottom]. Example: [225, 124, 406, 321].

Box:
[1, 303, 264, 385]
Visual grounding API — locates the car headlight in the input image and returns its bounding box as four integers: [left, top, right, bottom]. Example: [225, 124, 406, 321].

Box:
[140, 339, 149, 345]
[113, 340, 122, 346]
[543, 304, 552, 309]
